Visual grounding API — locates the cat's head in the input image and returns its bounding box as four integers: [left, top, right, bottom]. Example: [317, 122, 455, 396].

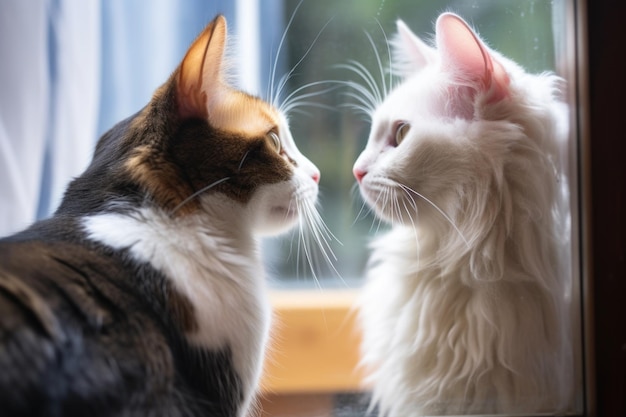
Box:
[62, 15, 320, 236]
[353, 13, 565, 236]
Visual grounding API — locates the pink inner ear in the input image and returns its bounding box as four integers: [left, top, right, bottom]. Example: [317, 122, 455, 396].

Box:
[436, 13, 509, 103]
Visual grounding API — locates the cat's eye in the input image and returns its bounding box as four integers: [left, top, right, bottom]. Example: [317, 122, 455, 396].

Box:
[395, 122, 410, 145]
[267, 132, 281, 153]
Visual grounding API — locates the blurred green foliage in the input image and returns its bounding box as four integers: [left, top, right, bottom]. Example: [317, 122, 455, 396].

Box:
[266, 0, 556, 287]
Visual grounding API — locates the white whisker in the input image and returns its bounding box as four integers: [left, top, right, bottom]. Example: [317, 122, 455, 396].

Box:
[280, 83, 339, 115]
[269, 0, 304, 106]
[169, 177, 230, 217]
[373, 186, 390, 234]
[237, 150, 250, 172]
[402, 198, 421, 266]
[296, 196, 344, 286]
[341, 88, 378, 116]
[364, 30, 388, 98]
[337, 61, 383, 107]
[351, 187, 373, 226]
[373, 19, 395, 95]
[297, 218, 320, 287]
[393, 189, 403, 225]
[397, 183, 470, 249]
[273, 17, 333, 108]
[336, 26, 398, 120]
[367, 185, 385, 233]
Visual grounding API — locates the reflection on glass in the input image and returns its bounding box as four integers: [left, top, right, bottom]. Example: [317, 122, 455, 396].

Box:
[264, 0, 582, 414]
[266, 0, 559, 285]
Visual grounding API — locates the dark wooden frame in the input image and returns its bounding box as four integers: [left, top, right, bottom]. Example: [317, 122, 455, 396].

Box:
[587, 0, 626, 415]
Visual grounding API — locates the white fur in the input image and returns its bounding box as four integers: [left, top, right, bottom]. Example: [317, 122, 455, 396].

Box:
[83, 202, 268, 416]
[356, 14, 573, 415]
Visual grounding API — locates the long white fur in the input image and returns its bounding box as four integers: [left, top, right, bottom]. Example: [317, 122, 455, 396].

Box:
[356, 13, 572, 415]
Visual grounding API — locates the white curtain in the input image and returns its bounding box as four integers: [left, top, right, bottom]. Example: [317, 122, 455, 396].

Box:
[98, 0, 237, 137]
[0, 0, 253, 237]
[0, 0, 100, 235]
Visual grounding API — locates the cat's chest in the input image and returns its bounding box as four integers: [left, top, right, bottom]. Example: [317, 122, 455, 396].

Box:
[82, 209, 271, 389]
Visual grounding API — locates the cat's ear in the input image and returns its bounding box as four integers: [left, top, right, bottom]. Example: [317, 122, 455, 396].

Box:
[392, 20, 437, 77]
[436, 13, 509, 102]
[177, 15, 229, 119]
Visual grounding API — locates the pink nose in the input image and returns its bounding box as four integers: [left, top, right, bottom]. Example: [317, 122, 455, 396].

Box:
[354, 168, 367, 183]
[312, 172, 320, 183]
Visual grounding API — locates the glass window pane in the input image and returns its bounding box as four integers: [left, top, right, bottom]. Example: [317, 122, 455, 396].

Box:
[262, 0, 584, 414]
[96, 0, 585, 413]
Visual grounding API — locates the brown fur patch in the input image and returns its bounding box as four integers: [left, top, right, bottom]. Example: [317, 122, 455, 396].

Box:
[121, 90, 293, 216]
[124, 143, 198, 216]
[207, 89, 281, 136]
[118, 15, 293, 217]
[168, 119, 293, 205]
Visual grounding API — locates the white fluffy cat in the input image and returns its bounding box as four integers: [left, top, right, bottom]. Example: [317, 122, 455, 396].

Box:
[354, 13, 572, 415]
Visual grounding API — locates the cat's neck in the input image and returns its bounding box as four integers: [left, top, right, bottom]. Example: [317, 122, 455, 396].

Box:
[82, 202, 257, 261]
[390, 199, 564, 289]
[81, 201, 269, 415]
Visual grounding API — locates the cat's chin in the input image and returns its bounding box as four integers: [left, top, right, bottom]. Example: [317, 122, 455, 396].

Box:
[250, 180, 319, 236]
[252, 202, 301, 236]
[254, 208, 299, 236]
[271, 205, 298, 219]
[359, 177, 420, 226]
[269, 204, 300, 227]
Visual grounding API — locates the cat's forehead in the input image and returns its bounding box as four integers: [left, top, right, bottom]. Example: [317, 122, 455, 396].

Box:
[375, 85, 422, 122]
[209, 90, 280, 136]
[377, 72, 445, 120]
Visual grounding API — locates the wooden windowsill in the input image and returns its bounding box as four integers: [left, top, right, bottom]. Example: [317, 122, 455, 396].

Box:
[261, 289, 366, 394]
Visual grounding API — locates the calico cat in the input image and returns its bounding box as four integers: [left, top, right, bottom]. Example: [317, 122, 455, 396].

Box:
[0, 15, 321, 417]
[354, 13, 572, 415]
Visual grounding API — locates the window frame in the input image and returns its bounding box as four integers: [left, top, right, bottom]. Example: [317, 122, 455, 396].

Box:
[585, 0, 626, 415]
[259, 1, 622, 416]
